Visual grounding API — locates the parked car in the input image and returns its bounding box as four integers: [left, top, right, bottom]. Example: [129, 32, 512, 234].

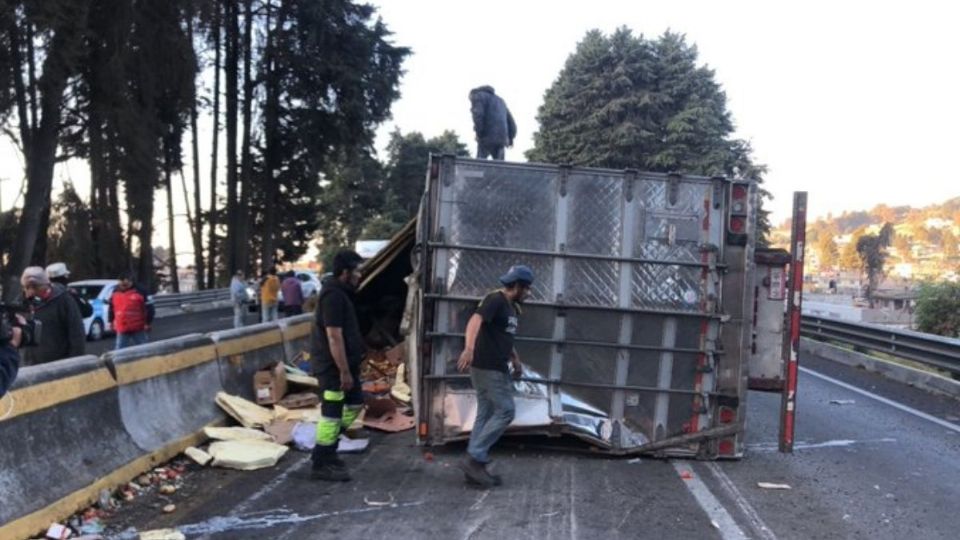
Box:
[68, 279, 117, 341]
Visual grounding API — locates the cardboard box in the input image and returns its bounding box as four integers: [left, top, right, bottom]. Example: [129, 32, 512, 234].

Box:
[278, 392, 319, 409]
[254, 363, 288, 405]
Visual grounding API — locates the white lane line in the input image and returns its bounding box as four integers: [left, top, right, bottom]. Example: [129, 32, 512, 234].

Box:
[705, 462, 778, 540]
[747, 438, 898, 452]
[672, 461, 748, 540]
[800, 367, 960, 435]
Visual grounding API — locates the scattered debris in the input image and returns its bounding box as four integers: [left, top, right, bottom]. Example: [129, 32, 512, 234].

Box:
[291, 422, 316, 451]
[78, 518, 104, 535]
[283, 368, 319, 388]
[627, 458, 642, 464]
[680, 470, 694, 480]
[204, 426, 274, 442]
[274, 404, 322, 423]
[757, 482, 792, 490]
[140, 529, 186, 540]
[159, 485, 177, 495]
[254, 363, 288, 405]
[215, 392, 275, 428]
[162, 504, 177, 514]
[184, 446, 213, 466]
[46, 523, 72, 539]
[829, 399, 856, 405]
[363, 493, 396, 507]
[710, 520, 720, 530]
[391, 363, 412, 403]
[338, 435, 370, 454]
[423, 451, 435, 462]
[208, 439, 289, 470]
[265, 419, 299, 445]
[363, 409, 415, 432]
[540, 511, 561, 518]
[278, 392, 319, 409]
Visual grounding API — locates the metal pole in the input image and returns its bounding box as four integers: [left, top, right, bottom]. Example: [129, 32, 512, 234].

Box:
[779, 192, 807, 453]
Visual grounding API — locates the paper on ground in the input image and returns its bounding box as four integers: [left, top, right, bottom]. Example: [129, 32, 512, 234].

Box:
[290, 422, 369, 453]
[285, 372, 319, 387]
[140, 529, 186, 540]
[204, 426, 273, 442]
[275, 404, 322, 423]
[757, 482, 792, 490]
[184, 446, 213, 466]
[208, 439, 289, 470]
[215, 392, 274, 428]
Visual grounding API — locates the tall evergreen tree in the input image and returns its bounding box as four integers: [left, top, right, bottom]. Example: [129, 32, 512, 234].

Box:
[528, 28, 771, 241]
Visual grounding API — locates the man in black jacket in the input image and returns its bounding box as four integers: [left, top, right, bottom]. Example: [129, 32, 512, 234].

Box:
[469, 85, 517, 160]
[19, 267, 86, 366]
[310, 250, 366, 482]
[0, 321, 23, 397]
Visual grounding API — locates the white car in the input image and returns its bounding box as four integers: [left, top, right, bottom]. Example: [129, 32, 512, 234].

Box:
[69, 279, 117, 341]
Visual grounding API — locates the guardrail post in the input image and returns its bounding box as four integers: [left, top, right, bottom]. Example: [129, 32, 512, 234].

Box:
[779, 192, 807, 453]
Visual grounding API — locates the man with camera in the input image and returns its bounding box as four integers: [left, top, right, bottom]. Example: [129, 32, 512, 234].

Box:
[20, 266, 86, 366]
[1, 318, 23, 397]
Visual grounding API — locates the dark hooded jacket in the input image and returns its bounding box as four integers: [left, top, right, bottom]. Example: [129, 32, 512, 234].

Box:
[469, 85, 517, 148]
[21, 283, 86, 366]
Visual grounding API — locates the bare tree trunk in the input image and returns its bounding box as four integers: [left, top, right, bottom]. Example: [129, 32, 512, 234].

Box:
[260, 0, 286, 271]
[187, 13, 205, 289]
[2, 4, 90, 302]
[224, 0, 240, 276]
[236, 0, 254, 273]
[165, 166, 180, 292]
[206, 0, 222, 288]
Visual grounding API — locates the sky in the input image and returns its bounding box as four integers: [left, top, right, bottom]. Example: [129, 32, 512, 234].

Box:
[1, 0, 958, 261]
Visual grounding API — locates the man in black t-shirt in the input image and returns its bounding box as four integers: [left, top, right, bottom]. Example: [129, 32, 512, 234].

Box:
[456, 264, 534, 487]
[310, 250, 366, 482]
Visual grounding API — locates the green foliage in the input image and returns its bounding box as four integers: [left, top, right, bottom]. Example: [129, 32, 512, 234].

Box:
[856, 223, 893, 303]
[915, 281, 960, 338]
[527, 28, 771, 241]
[816, 233, 838, 269]
[45, 184, 97, 280]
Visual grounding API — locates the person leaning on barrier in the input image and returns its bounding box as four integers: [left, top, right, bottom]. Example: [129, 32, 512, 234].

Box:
[19, 266, 86, 366]
[310, 250, 365, 482]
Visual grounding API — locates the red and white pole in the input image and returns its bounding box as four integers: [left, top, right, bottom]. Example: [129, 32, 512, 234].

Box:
[779, 192, 807, 453]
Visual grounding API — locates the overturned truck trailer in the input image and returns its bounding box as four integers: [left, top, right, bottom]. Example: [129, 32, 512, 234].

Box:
[402, 155, 761, 459]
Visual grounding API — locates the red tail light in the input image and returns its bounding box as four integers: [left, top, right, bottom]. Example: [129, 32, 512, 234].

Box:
[718, 438, 736, 456]
[729, 216, 746, 234]
[718, 406, 737, 424]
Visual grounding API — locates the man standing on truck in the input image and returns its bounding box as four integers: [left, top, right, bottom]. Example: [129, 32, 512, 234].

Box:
[310, 250, 366, 482]
[469, 85, 516, 160]
[456, 264, 533, 487]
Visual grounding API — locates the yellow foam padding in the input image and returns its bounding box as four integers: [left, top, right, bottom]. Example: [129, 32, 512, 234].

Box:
[283, 322, 312, 340]
[215, 331, 284, 357]
[0, 419, 223, 540]
[1, 368, 116, 421]
[115, 344, 219, 385]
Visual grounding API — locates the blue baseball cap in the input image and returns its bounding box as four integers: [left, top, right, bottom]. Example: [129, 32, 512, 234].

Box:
[499, 265, 535, 286]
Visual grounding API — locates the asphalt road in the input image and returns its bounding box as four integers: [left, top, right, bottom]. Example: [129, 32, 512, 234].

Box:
[84, 307, 253, 356]
[95, 349, 960, 540]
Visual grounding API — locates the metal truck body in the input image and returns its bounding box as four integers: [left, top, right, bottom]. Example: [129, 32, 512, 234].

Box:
[409, 156, 762, 458]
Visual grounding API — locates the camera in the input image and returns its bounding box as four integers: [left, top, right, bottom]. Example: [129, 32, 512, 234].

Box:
[0, 303, 40, 348]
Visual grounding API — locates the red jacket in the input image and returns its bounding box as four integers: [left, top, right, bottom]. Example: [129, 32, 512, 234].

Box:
[110, 287, 152, 334]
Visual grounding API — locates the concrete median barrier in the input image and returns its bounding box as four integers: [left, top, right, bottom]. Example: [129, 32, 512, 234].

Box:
[0, 356, 142, 540]
[279, 314, 314, 365]
[212, 323, 287, 401]
[105, 334, 224, 453]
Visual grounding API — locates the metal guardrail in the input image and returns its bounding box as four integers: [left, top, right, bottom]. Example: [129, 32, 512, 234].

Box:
[152, 288, 231, 310]
[801, 315, 960, 377]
